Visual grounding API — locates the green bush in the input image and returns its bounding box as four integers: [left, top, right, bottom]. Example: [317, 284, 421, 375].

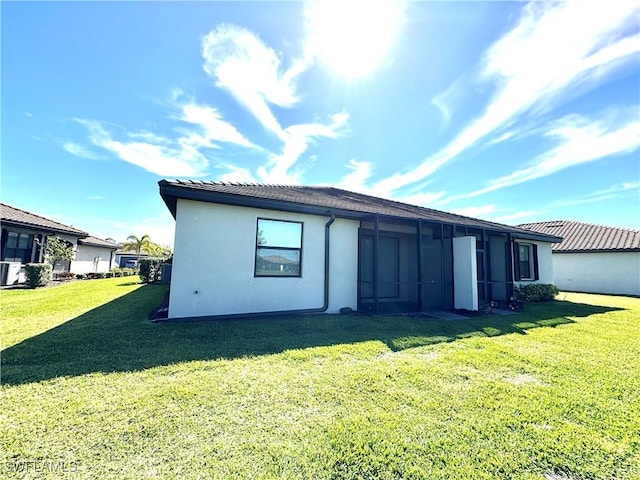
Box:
[75, 274, 85, 280]
[138, 258, 164, 283]
[121, 268, 135, 277]
[105, 272, 114, 278]
[96, 272, 106, 279]
[514, 283, 559, 302]
[25, 263, 52, 288]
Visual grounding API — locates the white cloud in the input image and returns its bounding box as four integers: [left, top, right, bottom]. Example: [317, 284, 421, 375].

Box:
[465, 114, 640, 198]
[202, 24, 307, 139]
[178, 102, 258, 150]
[449, 204, 497, 219]
[374, 0, 640, 194]
[77, 119, 210, 177]
[216, 164, 257, 183]
[396, 191, 446, 207]
[490, 210, 543, 224]
[550, 180, 640, 207]
[258, 112, 349, 184]
[63, 141, 103, 160]
[335, 159, 374, 193]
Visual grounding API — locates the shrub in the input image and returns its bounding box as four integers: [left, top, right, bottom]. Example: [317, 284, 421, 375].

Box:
[139, 258, 164, 283]
[514, 283, 559, 302]
[121, 268, 135, 277]
[110, 268, 122, 277]
[25, 263, 52, 288]
[57, 271, 75, 280]
[96, 272, 106, 279]
[75, 274, 85, 280]
[105, 272, 114, 278]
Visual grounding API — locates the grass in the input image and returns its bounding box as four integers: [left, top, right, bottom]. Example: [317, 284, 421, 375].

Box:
[1, 278, 639, 479]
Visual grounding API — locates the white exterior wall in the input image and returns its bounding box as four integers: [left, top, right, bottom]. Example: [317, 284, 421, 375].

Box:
[453, 236, 478, 310]
[514, 240, 554, 288]
[71, 245, 115, 274]
[169, 199, 359, 319]
[553, 251, 640, 296]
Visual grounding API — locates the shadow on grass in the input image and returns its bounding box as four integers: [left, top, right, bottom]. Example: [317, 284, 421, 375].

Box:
[1, 285, 622, 386]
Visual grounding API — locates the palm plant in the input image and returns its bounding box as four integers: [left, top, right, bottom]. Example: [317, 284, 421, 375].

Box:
[122, 234, 151, 266]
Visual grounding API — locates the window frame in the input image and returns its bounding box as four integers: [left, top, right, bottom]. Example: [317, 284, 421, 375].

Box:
[2, 231, 34, 263]
[514, 242, 539, 281]
[254, 218, 303, 278]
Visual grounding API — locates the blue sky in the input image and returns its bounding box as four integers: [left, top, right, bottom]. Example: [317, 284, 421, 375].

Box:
[2, 0, 639, 247]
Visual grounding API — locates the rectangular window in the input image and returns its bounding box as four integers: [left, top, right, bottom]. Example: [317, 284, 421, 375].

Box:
[515, 242, 538, 281]
[3, 232, 34, 263]
[255, 219, 303, 277]
[519, 244, 532, 279]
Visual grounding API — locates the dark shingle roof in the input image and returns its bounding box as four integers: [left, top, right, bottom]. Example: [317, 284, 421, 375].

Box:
[78, 236, 119, 249]
[159, 180, 561, 242]
[0, 203, 88, 237]
[517, 220, 640, 252]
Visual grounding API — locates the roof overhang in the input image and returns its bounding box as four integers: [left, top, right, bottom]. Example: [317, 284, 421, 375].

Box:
[0, 219, 88, 238]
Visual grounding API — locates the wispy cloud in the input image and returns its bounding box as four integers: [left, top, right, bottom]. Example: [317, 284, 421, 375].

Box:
[374, 0, 640, 194]
[62, 141, 103, 160]
[335, 159, 374, 193]
[177, 101, 259, 150]
[257, 112, 349, 184]
[550, 180, 640, 207]
[464, 113, 640, 198]
[202, 24, 308, 139]
[449, 204, 497, 219]
[490, 210, 543, 224]
[77, 119, 210, 177]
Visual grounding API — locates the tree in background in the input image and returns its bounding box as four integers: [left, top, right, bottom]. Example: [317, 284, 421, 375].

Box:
[122, 234, 151, 265]
[145, 242, 172, 259]
[44, 236, 74, 272]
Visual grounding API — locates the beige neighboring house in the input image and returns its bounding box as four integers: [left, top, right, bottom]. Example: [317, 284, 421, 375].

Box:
[518, 220, 640, 296]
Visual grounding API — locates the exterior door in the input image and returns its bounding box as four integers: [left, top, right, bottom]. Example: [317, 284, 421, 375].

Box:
[421, 245, 443, 310]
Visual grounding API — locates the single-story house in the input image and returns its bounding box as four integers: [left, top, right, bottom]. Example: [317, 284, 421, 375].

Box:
[0, 203, 116, 284]
[518, 220, 640, 296]
[159, 180, 562, 320]
[72, 236, 119, 275]
[114, 249, 149, 268]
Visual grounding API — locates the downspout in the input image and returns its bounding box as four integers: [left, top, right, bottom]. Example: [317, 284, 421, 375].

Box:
[158, 214, 336, 322]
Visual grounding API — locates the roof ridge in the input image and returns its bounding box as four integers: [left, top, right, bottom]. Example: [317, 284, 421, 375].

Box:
[520, 219, 640, 234]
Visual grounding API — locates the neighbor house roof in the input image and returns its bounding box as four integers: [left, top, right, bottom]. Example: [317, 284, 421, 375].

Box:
[517, 220, 640, 253]
[159, 180, 562, 243]
[0, 203, 88, 237]
[78, 236, 119, 249]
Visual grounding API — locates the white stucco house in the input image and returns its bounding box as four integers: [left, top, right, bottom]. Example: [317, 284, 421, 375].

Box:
[71, 236, 119, 274]
[0, 203, 117, 284]
[518, 220, 640, 296]
[159, 180, 561, 320]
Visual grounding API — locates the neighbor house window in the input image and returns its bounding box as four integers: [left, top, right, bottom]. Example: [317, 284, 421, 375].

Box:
[255, 219, 303, 277]
[515, 242, 538, 281]
[3, 232, 34, 263]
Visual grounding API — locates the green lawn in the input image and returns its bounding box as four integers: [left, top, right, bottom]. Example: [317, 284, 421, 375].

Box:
[1, 278, 638, 479]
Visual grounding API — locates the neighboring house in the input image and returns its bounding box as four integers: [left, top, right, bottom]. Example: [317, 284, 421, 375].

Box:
[114, 249, 149, 268]
[0, 203, 116, 284]
[159, 180, 561, 320]
[72, 236, 119, 274]
[518, 220, 640, 296]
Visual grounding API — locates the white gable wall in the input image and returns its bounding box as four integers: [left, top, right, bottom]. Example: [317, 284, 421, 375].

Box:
[169, 199, 359, 319]
[553, 251, 640, 296]
[71, 244, 116, 274]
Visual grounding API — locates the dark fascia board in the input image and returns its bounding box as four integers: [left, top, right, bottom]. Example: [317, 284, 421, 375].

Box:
[512, 231, 563, 243]
[159, 181, 562, 243]
[0, 220, 88, 238]
[78, 239, 118, 249]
